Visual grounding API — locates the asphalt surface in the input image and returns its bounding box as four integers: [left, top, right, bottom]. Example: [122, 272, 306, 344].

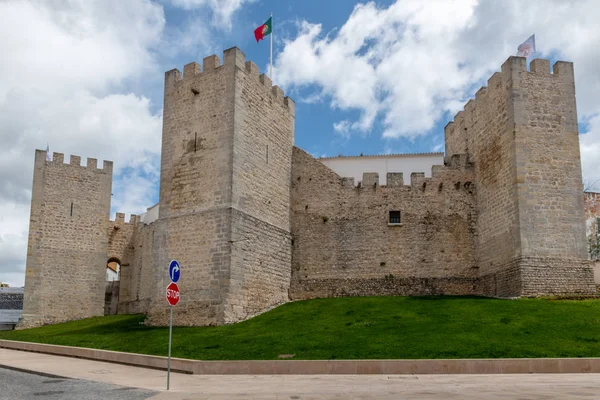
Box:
[0, 367, 158, 400]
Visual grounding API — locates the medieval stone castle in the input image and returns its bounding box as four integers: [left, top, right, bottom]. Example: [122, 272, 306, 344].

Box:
[19, 47, 598, 328]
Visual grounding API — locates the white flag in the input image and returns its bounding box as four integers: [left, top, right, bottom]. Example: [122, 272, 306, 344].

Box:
[45, 144, 51, 161]
[517, 34, 536, 57]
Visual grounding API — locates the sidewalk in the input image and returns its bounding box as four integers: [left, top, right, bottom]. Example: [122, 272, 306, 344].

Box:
[2, 348, 600, 399]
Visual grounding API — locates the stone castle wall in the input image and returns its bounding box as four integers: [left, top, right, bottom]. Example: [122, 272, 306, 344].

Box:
[290, 147, 478, 299]
[225, 50, 294, 323]
[20, 151, 112, 328]
[444, 61, 519, 281]
[107, 213, 155, 315]
[19, 51, 597, 329]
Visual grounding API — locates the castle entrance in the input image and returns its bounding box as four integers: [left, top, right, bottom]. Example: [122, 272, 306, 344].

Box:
[104, 257, 120, 315]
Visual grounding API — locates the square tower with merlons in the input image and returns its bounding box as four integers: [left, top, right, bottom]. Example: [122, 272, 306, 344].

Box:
[19, 152, 113, 328]
[445, 57, 594, 296]
[145, 47, 295, 325]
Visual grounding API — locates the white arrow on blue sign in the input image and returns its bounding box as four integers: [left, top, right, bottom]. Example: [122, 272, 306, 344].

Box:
[169, 260, 180, 283]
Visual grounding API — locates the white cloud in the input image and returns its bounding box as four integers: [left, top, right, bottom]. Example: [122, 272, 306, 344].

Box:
[275, 1, 477, 138]
[0, 1, 164, 96]
[0, 0, 166, 286]
[299, 92, 325, 105]
[275, 0, 600, 188]
[274, 1, 600, 134]
[170, 0, 253, 29]
[333, 120, 351, 135]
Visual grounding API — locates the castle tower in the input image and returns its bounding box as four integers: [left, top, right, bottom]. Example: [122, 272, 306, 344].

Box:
[146, 47, 295, 325]
[445, 56, 595, 296]
[20, 151, 113, 328]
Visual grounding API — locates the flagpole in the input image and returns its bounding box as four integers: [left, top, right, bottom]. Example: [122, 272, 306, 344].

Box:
[270, 11, 273, 81]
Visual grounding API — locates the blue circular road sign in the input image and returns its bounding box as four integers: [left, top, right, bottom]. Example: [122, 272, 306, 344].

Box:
[169, 260, 181, 283]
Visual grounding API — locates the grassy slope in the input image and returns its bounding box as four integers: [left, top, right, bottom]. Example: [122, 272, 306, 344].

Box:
[2, 296, 600, 360]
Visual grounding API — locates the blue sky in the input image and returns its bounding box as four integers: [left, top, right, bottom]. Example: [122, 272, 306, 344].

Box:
[160, 0, 432, 161]
[0, 0, 599, 286]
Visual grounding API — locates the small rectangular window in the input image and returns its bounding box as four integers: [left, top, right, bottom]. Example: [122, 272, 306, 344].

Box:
[389, 211, 401, 225]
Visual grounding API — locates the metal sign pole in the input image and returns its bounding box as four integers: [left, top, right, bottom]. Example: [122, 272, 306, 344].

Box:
[167, 305, 173, 390]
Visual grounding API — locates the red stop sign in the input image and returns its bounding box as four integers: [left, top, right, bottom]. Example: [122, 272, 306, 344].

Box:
[166, 282, 180, 306]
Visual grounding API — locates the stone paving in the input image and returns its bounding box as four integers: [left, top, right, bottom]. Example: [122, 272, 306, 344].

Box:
[2, 349, 600, 399]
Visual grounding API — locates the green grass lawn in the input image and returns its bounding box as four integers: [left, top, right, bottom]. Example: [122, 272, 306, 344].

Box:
[2, 296, 600, 360]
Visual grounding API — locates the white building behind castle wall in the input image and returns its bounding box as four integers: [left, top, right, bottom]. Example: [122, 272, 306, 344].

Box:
[136, 154, 444, 224]
[319, 153, 444, 186]
[139, 203, 160, 225]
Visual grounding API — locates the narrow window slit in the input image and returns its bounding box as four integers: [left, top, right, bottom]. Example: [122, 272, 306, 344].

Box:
[70, 202, 73, 217]
[194, 133, 197, 153]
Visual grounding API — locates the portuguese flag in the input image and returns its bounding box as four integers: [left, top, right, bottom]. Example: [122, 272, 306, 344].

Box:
[254, 17, 272, 42]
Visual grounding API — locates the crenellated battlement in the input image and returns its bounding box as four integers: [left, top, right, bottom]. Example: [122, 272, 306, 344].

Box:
[386, 173, 403, 187]
[445, 56, 576, 158]
[110, 213, 140, 226]
[164, 47, 294, 114]
[35, 149, 113, 173]
[335, 168, 474, 194]
[293, 147, 474, 196]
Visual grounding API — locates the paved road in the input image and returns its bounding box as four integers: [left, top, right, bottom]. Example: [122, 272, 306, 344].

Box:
[0, 367, 158, 400]
[3, 349, 600, 399]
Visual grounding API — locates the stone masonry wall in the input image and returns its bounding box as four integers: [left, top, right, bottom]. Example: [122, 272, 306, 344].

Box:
[446, 56, 594, 296]
[147, 48, 295, 326]
[107, 213, 136, 271]
[513, 60, 593, 294]
[230, 54, 295, 231]
[146, 210, 231, 326]
[157, 53, 235, 219]
[107, 213, 155, 315]
[20, 151, 112, 328]
[445, 60, 519, 280]
[514, 59, 587, 259]
[225, 209, 292, 323]
[290, 147, 478, 299]
[146, 48, 238, 326]
[224, 48, 294, 322]
[123, 222, 156, 314]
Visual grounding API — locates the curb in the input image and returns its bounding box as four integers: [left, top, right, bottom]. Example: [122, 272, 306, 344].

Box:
[2, 340, 600, 375]
[0, 340, 193, 374]
[0, 364, 73, 380]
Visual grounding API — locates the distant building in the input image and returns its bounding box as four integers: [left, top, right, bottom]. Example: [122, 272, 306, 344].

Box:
[0, 287, 23, 330]
[319, 153, 444, 186]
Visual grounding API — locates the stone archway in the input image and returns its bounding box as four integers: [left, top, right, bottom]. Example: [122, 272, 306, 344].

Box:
[104, 257, 121, 315]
